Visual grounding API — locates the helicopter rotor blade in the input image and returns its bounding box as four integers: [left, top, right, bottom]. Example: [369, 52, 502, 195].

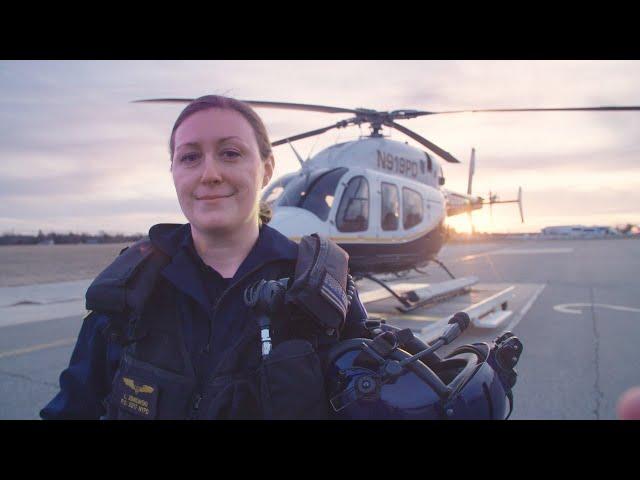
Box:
[429, 105, 640, 115]
[385, 120, 461, 163]
[132, 98, 194, 104]
[271, 118, 356, 147]
[242, 100, 361, 115]
[132, 98, 361, 114]
[389, 109, 437, 119]
[133, 100, 640, 116]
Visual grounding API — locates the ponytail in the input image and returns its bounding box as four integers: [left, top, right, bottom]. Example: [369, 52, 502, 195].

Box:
[258, 201, 272, 226]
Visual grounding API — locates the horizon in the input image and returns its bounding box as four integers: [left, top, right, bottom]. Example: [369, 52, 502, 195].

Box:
[1, 60, 639, 235]
[4, 221, 638, 238]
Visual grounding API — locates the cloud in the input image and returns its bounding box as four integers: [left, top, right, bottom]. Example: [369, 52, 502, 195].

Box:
[1, 60, 640, 234]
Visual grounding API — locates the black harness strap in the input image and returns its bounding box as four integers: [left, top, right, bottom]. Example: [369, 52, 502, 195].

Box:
[354, 331, 398, 368]
[86, 239, 170, 344]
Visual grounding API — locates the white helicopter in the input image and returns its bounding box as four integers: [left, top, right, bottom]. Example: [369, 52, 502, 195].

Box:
[136, 99, 639, 281]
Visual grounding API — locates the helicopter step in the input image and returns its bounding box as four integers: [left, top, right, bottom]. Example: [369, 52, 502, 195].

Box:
[360, 278, 523, 337]
[359, 276, 478, 313]
[461, 285, 514, 329]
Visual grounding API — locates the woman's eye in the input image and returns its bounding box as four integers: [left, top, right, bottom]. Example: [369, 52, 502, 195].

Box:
[180, 153, 200, 164]
[221, 150, 241, 160]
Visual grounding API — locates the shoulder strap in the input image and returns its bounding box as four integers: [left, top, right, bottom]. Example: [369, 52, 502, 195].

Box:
[85, 239, 170, 316]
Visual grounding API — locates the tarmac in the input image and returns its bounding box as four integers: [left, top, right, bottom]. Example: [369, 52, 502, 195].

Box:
[1, 238, 639, 419]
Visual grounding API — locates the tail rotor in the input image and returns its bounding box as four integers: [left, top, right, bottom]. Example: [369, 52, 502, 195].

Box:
[518, 186, 524, 223]
[467, 148, 476, 195]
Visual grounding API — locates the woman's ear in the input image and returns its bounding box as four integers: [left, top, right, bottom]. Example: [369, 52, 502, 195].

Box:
[262, 154, 275, 187]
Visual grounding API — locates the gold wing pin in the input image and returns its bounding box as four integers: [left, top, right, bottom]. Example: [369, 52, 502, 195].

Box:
[123, 377, 155, 395]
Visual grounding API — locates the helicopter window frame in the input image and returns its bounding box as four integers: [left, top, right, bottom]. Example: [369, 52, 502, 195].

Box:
[299, 167, 348, 221]
[261, 174, 295, 206]
[402, 186, 424, 230]
[276, 169, 332, 209]
[275, 173, 310, 208]
[381, 181, 400, 232]
[336, 175, 369, 233]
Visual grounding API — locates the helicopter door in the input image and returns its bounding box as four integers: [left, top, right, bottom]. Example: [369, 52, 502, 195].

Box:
[380, 181, 401, 236]
[330, 173, 371, 240]
[402, 186, 425, 230]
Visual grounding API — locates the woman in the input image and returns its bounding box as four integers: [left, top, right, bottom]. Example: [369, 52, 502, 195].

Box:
[40, 95, 369, 420]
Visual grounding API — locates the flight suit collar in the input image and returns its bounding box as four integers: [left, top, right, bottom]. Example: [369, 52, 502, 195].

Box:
[148, 223, 298, 310]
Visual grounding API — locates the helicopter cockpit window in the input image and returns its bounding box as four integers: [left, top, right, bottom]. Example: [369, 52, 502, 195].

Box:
[381, 182, 400, 231]
[276, 173, 310, 208]
[276, 168, 348, 221]
[299, 167, 348, 221]
[402, 187, 423, 229]
[337, 176, 369, 232]
[262, 175, 294, 206]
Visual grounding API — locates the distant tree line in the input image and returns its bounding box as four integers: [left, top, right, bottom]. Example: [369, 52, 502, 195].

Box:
[445, 223, 639, 242]
[0, 230, 145, 246]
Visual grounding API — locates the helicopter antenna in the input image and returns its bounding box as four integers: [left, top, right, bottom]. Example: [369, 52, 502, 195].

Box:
[287, 140, 305, 167]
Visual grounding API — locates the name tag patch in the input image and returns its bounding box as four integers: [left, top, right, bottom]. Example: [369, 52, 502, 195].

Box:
[117, 376, 159, 418]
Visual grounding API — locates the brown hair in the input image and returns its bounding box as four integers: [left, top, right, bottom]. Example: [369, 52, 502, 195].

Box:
[169, 95, 273, 225]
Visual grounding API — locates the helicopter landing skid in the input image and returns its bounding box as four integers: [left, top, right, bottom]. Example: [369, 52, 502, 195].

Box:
[359, 275, 479, 314]
[394, 276, 478, 313]
[360, 273, 415, 309]
[430, 258, 456, 280]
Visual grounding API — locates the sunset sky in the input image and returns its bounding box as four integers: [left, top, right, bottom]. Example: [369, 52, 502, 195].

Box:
[1, 60, 639, 235]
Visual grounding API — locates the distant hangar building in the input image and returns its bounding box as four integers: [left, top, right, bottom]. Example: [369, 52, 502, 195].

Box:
[541, 225, 617, 237]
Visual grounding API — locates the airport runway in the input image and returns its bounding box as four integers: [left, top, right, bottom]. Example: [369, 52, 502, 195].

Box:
[1, 238, 638, 419]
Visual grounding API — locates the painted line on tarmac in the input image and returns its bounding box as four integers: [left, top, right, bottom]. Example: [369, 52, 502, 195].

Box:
[458, 248, 573, 262]
[553, 303, 640, 315]
[503, 284, 547, 332]
[0, 337, 77, 360]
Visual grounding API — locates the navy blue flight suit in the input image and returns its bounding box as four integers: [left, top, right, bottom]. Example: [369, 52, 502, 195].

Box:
[40, 223, 369, 420]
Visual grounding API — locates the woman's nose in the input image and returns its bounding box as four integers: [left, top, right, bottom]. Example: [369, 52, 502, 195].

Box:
[201, 156, 223, 184]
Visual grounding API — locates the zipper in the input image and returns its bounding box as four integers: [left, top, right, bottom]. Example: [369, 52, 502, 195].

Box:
[197, 259, 290, 388]
[188, 261, 281, 419]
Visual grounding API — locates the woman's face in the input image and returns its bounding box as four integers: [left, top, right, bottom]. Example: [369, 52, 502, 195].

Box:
[171, 108, 273, 235]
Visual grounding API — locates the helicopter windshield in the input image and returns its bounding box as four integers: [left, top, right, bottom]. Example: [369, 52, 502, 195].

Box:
[262, 173, 295, 206]
[277, 167, 348, 221]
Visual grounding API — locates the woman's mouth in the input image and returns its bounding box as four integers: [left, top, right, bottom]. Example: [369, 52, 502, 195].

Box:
[196, 193, 235, 201]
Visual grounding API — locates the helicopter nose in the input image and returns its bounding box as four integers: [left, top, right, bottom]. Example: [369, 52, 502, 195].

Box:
[268, 206, 330, 239]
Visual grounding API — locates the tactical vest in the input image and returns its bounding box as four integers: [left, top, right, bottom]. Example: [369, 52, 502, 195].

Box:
[86, 235, 350, 420]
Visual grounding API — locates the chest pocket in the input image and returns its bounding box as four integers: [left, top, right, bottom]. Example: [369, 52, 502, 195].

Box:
[195, 340, 328, 420]
[105, 353, 196, 420]
[259, 339, 329, 420]
[199, 373, 262, 420]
